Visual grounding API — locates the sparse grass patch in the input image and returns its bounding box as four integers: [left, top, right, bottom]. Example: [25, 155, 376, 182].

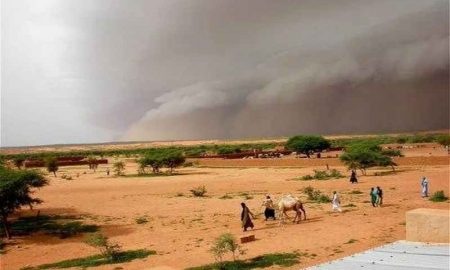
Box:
[298, 169, 344, 181]
[429, 190, 448, 202]
[239, 192, 254, 200]
[135, 217, 148, 224]
[175, 192, 185, 197]
[219, 194, 234, 200]
[349, 190, 363, 195]
[20, 249, 155, 270]
[186, 252, 300, 270]
[342, 203, 357, 208]
[344, 239, 358, 244]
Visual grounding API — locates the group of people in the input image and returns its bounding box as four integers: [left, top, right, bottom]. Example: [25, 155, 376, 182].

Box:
[240, 195, 277, 232]
[370, 186, 383, 207]
[240, 174, 432, 232]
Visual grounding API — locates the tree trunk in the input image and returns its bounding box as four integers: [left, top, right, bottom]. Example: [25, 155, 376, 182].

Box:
[1, 214, 11, 239]
[53, 171, 56, 177]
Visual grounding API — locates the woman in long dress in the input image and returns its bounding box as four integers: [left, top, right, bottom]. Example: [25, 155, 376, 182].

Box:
[331, 191, 342, 212]
[350, 170, 358, 184]
[262, 195, 276, 220]
[241, 203, 255, 231]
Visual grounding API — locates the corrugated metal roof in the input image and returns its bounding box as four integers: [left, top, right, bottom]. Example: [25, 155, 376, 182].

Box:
[305, 241, 450, 270]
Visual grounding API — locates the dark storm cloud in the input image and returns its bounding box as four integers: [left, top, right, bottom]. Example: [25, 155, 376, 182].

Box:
[2, 0, 448, 146]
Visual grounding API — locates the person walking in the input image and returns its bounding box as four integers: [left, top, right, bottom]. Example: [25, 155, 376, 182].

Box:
[331, 191, 342, 212]
[240, 203, 255, 232]
[376, 186, 383, 206]
[350, 170, 358, 184]
[262, 195, 276, 221]
[421, 177, 429, 197]
[370, 187, 378, 207]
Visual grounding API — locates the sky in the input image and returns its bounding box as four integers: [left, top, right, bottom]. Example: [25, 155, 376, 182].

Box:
[1, 0, 449, 147]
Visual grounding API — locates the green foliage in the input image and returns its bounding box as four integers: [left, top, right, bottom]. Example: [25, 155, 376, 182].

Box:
[85, 233, 122, 262]
[45, 157, 58, 176]
[0, 215, 98, 238]
[429, 190, 448, 202]
[436, 135, 450, 146]
[302, 186, 331, 203]
[112, 161, 125, 176]
[340, 141, 397, 175]
[210, 233, 243, 265]
[216, 146, 242, 155]
[190, 185, 207, 197]
[381, 149, 403, 157]
[286, 135, 330, 157]
[186, 252, 300, 270]
[138, 150, 185, 174]
[87, 156, 98, 171]
[300, 169, 344, 180]
[0, 167, 48, 238]
[21, 249, 155, 270]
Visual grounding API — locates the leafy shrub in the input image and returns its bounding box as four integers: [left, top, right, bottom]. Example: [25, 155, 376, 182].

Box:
[85, 233, 122, 262]
[429, 190, 448, 202]
[302, 186, 331, 203]
[190, 185, 207, 197]
[210, 233, 244, 266]
[301, 169, 344, 180]
[112, 161, 125, 176]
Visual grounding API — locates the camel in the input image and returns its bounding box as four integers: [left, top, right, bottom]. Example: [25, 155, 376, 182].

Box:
[278, 194, 306, 224]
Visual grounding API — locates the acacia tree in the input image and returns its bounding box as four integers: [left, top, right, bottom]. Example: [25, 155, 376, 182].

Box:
[286, 135, 331, 158]
[45, 157, 59, 177]
[87, 156, 98, 172]
[340, 142, 397, 175]
[138, 154, 163, 174]
[0, 167, 48, 238]
[162, 151, 185, 173]
[112, 161, 125, 176]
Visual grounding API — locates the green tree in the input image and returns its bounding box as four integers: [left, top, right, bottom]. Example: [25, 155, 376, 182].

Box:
[87, 156, 98, 171]
[161, 151, 185, 173]
[138, 152, 164, 174]
[286, 135, 331, 158]
[113, 161, 125, 176]
[0, 167, 48, 238]
[45, 157, 59, 177]
[340, 142, 397, 175]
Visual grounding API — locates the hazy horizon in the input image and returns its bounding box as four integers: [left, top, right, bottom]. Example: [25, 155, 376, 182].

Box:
[2, 0, 449, 147]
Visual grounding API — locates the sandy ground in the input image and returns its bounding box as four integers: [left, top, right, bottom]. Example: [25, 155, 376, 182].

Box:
[1, 147, 449, 270]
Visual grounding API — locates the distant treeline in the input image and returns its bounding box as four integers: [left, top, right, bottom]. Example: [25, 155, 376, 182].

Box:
[1, 133, 448, 161]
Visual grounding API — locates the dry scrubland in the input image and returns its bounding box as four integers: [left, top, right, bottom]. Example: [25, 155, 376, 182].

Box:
[1, 141, 449, 270]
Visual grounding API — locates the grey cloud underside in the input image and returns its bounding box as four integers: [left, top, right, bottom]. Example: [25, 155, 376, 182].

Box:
[123, 2, 449, 141]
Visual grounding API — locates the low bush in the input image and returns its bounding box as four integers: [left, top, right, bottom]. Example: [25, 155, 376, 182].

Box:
[85, 233, 121, 262]
[190, 185, 207, 197]
[135, 217, 148, 224]
[302, 186, 331, 203]
[429, 190, 448, 202]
